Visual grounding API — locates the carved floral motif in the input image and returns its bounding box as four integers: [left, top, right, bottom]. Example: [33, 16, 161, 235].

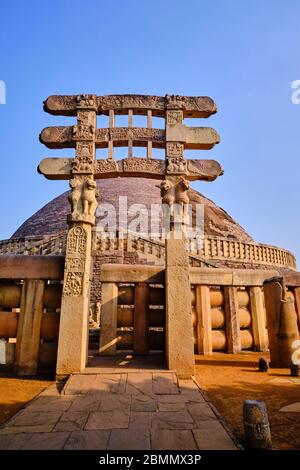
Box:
[63, 272, 84, 296]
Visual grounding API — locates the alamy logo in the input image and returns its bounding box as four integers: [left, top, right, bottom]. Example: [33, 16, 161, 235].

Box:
[291, 80, 300, 104]
[0, 81, 6, 104]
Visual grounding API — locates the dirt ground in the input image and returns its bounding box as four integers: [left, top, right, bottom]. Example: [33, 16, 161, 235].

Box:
[195, 352, 300, 450]
[0, 374, 53, 426]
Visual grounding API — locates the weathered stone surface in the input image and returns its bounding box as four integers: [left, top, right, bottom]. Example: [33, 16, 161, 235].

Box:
[178, 380, 199, 393]
[187, 403, 218, 421]
[54, 411, 89, 431]
[20, 431, 70, 450]
[64, 430, 110, 450]
[0, 433, 33, 450]
[68, 393, 101, 412]
[62, 374, 97, 395]
[85, 410, 130, 430]
[125, 373, 153, 395]
[131, 394, 157, 412]
[151, 411, 194, 430]
[108, 429, 150, 450]
[0, 424, 55, 434]
[129, 412, 152, 429]
[8, 410, 62, 427]
[193, 422, 237, 450]
[93, 373, 122, 392]
[151, 429, 197, 450]
[158, 402, 186, 411]
[152, 372, 179, 395]
[28, 396, 74, 412]
[99, 394, 131, 412]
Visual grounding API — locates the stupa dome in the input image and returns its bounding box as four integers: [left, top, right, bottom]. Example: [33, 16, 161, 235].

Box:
[12, 178, 253, 242]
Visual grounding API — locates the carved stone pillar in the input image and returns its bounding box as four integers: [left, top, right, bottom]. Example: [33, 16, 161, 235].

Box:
[56, 96, 98, 379]
[163, 107, 194, 378]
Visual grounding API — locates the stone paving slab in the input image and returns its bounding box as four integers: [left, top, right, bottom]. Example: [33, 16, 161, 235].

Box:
[0, 371, 239, 450]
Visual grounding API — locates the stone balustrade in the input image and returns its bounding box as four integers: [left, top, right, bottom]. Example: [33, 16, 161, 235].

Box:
[0, 231, 296, 271]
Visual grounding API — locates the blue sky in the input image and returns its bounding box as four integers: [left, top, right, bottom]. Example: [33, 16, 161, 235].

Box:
[0, 0, 300, 262]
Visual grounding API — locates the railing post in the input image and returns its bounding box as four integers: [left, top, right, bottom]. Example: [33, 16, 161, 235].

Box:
[224, 286, 241, 353]
[294, 287, 300, 331]
[249, 286, 268, 351]
[134, 282, 149, 355]
[263, 278, 282, 366]
[14, 279, 45, 376]
[99, 282, 118, 355]
[195, 285, 212, 355]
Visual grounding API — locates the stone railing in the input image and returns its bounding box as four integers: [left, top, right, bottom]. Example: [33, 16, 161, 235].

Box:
[0, 256, 64, 375]
[0, 231, 296, 271]
[186, 236, 297, 270]
[0, 232, 67, 256]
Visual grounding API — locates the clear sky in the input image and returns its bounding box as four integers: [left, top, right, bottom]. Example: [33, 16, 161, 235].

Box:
[0, 0, 299, 262]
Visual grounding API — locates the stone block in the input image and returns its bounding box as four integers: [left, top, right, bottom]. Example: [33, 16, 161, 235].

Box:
[64, 430, 110, 450]
[85, 410, 130, 430]
[151, 429, 197, 450]
[54, 411, 89, 431]
[107, 429, 150, 450]
[193, 422, 237, 450]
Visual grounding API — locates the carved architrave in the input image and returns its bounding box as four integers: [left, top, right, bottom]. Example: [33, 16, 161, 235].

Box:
[63, 271, 84, 297]
[66, 225, 87, 256]
[166, 110, 183, 126]
[94, 159, 119, 173]
[166, 142, 184, 158]
[105, 128, 165, 145]
[44, 94, 217, 118]
[122, 157, 165, 175]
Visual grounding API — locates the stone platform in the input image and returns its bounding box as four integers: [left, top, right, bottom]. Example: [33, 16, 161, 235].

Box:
[0, 362, 238, 450]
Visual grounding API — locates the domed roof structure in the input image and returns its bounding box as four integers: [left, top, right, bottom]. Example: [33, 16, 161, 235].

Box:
[12, 177, 253, 242]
